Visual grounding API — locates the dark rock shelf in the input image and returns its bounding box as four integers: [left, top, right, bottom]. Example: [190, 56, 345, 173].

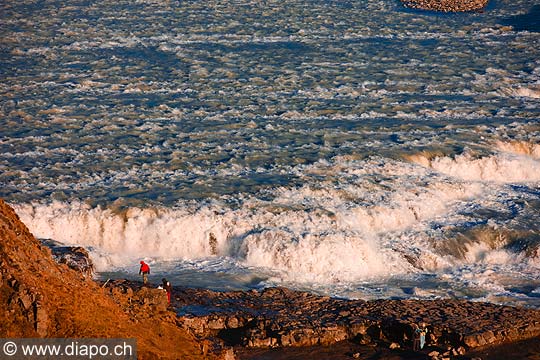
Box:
[172, 286, 540, 356]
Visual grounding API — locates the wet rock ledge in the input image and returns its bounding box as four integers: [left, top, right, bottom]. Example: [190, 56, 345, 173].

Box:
[401, 0, 489, 12]
[41, 239, 95, 279]
[171, 286, 540, 358]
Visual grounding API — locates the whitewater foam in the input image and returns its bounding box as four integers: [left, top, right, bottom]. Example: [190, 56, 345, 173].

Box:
[3, 0, 540, 307]
[409, 152, 540, 183]
[8, 161, 500, 283]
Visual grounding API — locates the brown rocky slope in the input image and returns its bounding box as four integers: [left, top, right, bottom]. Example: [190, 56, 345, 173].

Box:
[0, 199, 211, 359]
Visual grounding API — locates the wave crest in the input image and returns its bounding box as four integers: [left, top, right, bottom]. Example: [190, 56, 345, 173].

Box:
[408, 151, 540, 183]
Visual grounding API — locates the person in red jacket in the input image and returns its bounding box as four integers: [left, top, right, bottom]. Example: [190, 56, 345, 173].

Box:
[139, 260, 150, 285]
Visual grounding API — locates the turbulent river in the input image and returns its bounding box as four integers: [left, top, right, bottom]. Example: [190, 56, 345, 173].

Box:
[1, 0, 540, 307]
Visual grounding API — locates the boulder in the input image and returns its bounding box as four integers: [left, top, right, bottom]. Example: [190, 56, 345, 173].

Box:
[133, 287, 169, 313]
[41, 240, 94, 278]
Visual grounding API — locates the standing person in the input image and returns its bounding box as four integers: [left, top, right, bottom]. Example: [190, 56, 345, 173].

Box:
[412, 324, 421, 351]
[139, 260, 150, 285]
[419, 323, 428, 349]
[162, 278, 172, 305]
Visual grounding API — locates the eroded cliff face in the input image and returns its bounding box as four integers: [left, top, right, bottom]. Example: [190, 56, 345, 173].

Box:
[0, 199, 208, 359]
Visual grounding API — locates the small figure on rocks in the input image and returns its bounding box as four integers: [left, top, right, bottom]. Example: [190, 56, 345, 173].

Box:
[413, 324, 421, 351]
[162, 278, 172, 305]
[413, 322, 429, 350]
[139, 260, 150, 285]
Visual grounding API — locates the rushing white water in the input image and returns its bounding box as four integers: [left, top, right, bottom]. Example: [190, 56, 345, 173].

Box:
[13, 146, 540, 305]
[2, 0, 540, 306]
[410, 151, 540, 182]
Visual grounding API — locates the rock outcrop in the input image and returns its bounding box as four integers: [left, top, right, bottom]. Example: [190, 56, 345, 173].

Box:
[401, 0, 489, 12]
[41, 239, 95, 278]
[0, 199, 212, 359]
[173, 286, 540, 355]
[104, 279, 170, 314]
